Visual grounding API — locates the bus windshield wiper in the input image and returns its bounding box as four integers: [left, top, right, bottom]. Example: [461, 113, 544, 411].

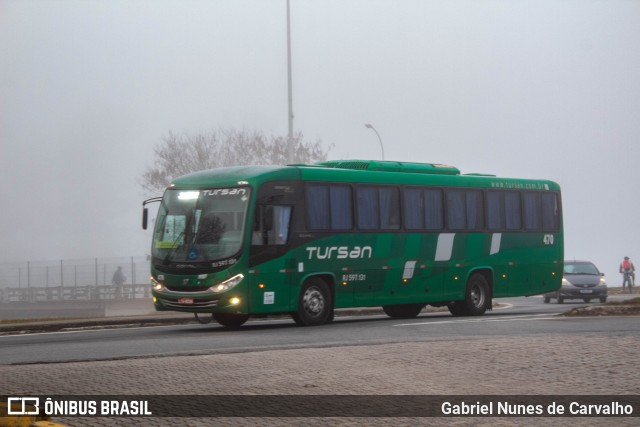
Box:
[163, 231, 185, 265]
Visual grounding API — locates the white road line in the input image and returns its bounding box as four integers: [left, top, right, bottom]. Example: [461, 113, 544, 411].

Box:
[394, 313, 556, 327]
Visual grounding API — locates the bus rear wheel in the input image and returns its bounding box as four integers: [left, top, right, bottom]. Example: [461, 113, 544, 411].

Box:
[448, 273, 490, 316]
[213, 313, 249, 328]
[382, 303, 425, 319]
[292, 278, 332, 326]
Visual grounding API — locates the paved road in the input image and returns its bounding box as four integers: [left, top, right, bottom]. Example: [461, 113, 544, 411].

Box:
[2, 296, 639, 426]
[0, 295, 635, 365]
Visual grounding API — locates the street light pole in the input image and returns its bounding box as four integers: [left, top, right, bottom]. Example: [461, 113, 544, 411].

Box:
[365, 123, 385, 161]
[286, 0, 294, 164]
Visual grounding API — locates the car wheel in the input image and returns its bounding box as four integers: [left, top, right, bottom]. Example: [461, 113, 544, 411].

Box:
[583, 298, 591, 303]
[543, 297, 550, 303]
[557, 296, 564, 304]
[600, 297, 607, 303]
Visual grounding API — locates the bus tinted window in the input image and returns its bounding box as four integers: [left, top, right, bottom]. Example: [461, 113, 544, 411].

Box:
[466, 190, 484, 230]
[524, 192, 542, 230]
[487, 190, 520, 231]
[542, 192, 559, 231]
[404, 188, 423, 229]
[356, 186, 400, 230]
[447, 189, 483, 231]
[380, 187, 400, 230]
[357, 186, 380, 230]
[306, 185, 330, 230]
[404, 187, 443, 231]
[330, 185, 353, 230]
[306, 184, 353, 231]
[487, 191, 502, 230]
[447, 190, 466, 229]
[424, 189, 444, 230]
[505, 191, 522, 230]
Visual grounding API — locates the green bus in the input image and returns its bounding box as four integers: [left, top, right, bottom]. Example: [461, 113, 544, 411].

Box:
[142, 160, 563, 327]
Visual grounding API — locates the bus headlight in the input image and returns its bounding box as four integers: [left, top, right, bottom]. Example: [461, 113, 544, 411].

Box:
[151, 276, 165, 291]
[210, 274, 244, 293]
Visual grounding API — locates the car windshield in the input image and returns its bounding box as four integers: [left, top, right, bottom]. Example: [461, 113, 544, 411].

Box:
[152, 187, 250, 265]
[563, 262, 599, 275]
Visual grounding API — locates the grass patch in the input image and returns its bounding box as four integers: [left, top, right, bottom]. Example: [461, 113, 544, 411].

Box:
[563, 297, 640, 316]
[603, 297, 640, 306]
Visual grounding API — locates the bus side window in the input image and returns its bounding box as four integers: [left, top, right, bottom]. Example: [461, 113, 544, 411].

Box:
[253, 205, 292, 245]
[273, 206, 292, 244]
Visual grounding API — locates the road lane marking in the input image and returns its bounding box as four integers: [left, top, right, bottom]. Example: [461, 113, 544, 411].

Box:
[394, 313, 556, 327]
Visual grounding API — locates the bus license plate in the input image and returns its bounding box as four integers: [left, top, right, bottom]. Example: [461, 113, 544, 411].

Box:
[178, 297, 194, 305]
[580, 290, 593, 294]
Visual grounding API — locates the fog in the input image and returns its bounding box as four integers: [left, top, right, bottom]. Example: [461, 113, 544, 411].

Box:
[1, 0, 639, 282]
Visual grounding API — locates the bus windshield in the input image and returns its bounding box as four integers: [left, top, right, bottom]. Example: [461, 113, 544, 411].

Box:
[152, 187, 251, 265]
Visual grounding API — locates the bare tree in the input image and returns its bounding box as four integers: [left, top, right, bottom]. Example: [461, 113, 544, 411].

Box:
[141, 129, 332, 195]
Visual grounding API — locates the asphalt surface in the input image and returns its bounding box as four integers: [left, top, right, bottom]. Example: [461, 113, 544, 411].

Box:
[2, 296, 640, 426]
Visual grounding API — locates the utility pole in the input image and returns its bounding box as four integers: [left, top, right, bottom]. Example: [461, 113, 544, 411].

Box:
[286, 0, 294, 164]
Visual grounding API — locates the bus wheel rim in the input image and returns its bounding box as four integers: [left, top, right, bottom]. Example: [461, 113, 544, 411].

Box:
[470, 285, 484, 308]
[303, 286, 324, 316]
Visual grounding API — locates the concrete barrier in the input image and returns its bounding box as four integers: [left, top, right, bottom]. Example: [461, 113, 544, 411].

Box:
[0, 299, 156, 320]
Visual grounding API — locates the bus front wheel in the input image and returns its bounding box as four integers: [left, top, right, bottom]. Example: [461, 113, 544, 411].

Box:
[292, 278, 333, 326]
[194, 313, 213, 324]
[448, 273, 490, 316]
[213, 313, 250, 328]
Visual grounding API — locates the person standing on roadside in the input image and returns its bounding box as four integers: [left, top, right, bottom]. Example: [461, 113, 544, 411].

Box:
[111, 266, 126, 299]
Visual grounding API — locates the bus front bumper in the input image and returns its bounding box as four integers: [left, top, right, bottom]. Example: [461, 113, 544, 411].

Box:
[152, 289, 246, 314]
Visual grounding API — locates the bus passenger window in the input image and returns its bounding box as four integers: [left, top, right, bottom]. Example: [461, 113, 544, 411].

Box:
[524, 192, 542, 231]
[380, 187, 400, 230]
[541, 193, 559, 231]
[505, 191, 521, 230]
[424, 189, 443, 230]
[357, 187, 379, 230]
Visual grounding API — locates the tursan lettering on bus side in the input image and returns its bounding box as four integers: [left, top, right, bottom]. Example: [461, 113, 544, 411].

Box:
[305, 246, 373, 260]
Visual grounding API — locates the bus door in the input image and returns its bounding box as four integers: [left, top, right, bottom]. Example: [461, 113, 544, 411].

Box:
[248, 182, 300, 313]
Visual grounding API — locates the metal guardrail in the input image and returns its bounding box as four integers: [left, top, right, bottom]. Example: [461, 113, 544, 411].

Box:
[0, 283, 151, 303]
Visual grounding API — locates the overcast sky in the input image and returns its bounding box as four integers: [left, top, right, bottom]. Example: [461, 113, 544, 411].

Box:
[1, 0, 639, 281]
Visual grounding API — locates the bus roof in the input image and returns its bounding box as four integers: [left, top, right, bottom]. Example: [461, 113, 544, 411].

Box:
[313, 160, 461, 175]
[169, 160, 561, 192]
[170, 165, 299, 188]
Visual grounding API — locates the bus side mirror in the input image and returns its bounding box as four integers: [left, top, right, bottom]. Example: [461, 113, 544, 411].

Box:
[142, 208, 149, 230]
[142, 196, 162, 230]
